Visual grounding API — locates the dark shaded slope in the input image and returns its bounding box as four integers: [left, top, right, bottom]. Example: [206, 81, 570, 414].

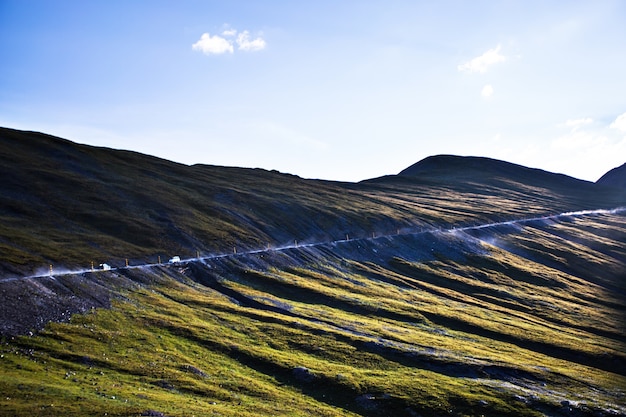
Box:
[0, 128, 408, 275]
[381, 154, 599, 193]
[2, 127, 625, 279]
[399, 154, 584, 183]
[362, 155, 624, 229]
[399, 155, 569, 180]
[597, 162, 626, 189]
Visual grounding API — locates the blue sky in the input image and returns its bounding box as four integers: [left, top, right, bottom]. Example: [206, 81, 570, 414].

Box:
[1, 1, 625, 182]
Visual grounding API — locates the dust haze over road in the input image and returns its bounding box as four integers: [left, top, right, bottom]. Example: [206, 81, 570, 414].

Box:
[2, 206, 624, 282]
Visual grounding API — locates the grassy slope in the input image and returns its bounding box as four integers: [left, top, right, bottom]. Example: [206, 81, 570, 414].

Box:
[2, 213, 625, 416]
[1, 127, 625, 416]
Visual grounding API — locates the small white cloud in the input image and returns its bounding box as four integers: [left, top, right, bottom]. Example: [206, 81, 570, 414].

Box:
[610, 112, 626, 132]
[481, 84, 494, 98]
[236, 30, 266, 51]
[559, 117, 593, 131]
[192, 33, 234, 55]
[193, 28, 266, 55]
[458, 45, 506, 73]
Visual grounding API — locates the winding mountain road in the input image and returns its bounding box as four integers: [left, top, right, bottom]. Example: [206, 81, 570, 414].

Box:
[2, 206, 624, 283]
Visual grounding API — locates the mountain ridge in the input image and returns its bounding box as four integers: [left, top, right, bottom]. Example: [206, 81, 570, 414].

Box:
[3, 126, 623, 276]
[5, 126, 623, 184]
[399, 154, 594, 185]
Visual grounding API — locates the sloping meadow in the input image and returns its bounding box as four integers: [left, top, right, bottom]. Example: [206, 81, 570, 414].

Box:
[2, 210, 625, 416]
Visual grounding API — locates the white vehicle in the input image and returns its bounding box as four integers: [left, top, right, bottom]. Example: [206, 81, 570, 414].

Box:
[169, 256, 181, 264]
[99, 263, 111, 270]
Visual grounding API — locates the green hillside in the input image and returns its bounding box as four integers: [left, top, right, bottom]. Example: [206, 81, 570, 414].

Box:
[1, 127, 625, 416]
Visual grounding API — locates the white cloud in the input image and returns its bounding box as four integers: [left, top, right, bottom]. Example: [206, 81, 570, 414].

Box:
[559, 117, 593, 130]
[458, 45, 506, 73]
[610, 112, 626, 133]
[192, 28, 266, 55]
[236, 31, 266, 52]
[481, 84, 494, 98]
[192, 33, 234, 55]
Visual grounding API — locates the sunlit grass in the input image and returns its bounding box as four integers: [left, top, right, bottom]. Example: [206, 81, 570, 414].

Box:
[3, 212, 626, 416]
[2, 248, 625, 416]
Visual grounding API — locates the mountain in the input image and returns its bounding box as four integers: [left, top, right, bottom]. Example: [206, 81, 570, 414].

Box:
[597, 162, 626, 189]
[3, 127, 621, 277]
[400, 154, 552, 178]
[399, 154, 589, 186]
[0, 127, 405, 275]
[1, 127, 626, 417]
[366, 154, 599, 194]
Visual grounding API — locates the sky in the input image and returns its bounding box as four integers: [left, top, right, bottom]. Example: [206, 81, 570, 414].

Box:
[1, 1, 625, 182]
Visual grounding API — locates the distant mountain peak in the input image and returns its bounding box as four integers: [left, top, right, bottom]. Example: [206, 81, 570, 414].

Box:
[365, 154, 609, 194]
[597, 162, 626, 189]
[398, 155, 532, 177]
